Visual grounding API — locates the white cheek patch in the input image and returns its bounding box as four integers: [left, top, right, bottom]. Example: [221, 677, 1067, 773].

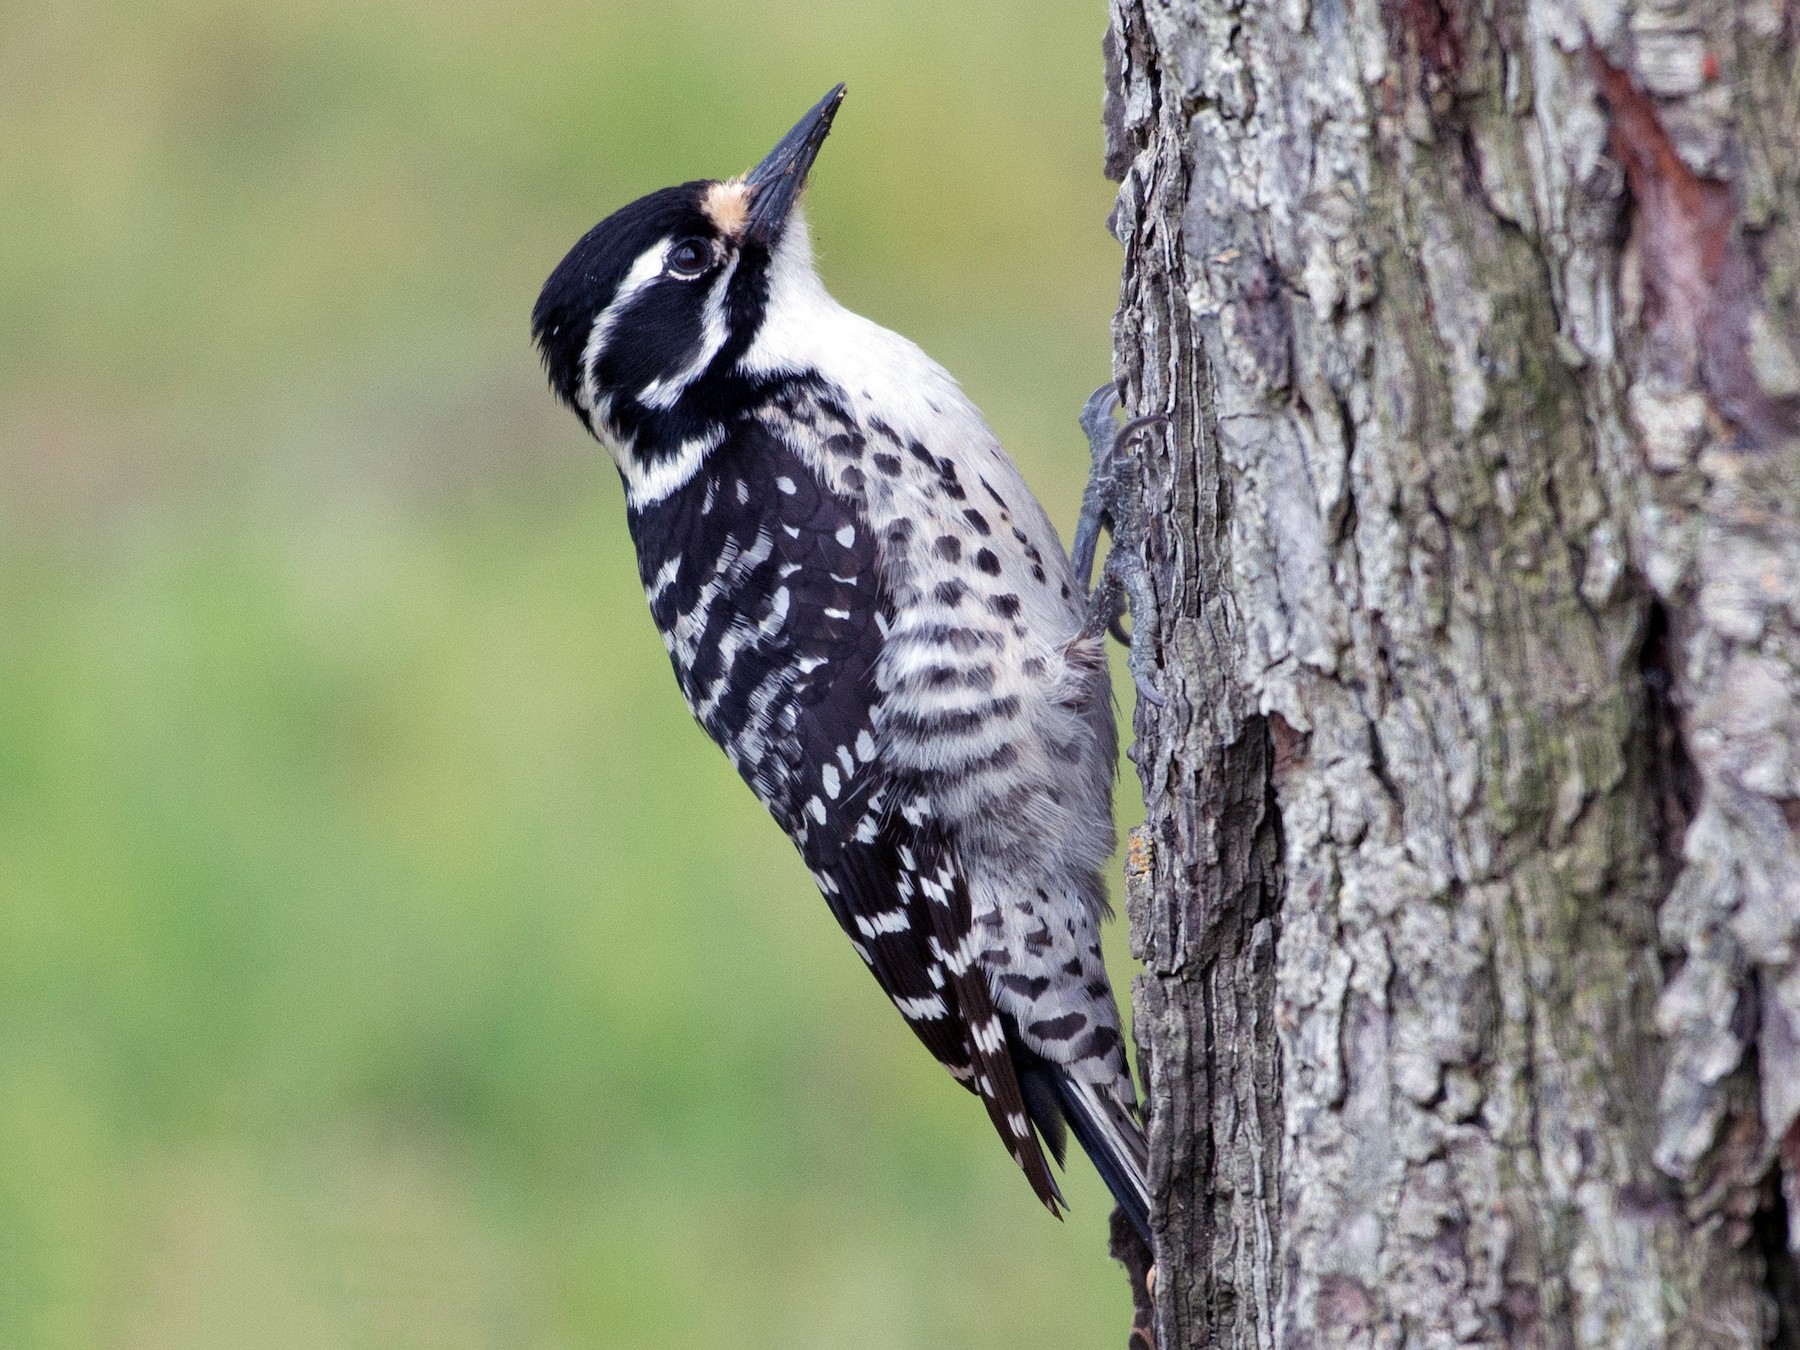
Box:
[738, 216, 826, 380]
[578, 240, 671, 414]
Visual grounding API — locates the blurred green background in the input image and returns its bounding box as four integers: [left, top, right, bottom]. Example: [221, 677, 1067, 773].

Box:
[0, 1, 1143, 1345]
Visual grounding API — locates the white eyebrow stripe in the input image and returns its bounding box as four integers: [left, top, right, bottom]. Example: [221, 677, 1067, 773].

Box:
[578, 241, 670, 413]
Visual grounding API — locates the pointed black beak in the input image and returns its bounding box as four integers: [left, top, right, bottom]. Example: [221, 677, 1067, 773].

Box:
[742, 84, 846, 247]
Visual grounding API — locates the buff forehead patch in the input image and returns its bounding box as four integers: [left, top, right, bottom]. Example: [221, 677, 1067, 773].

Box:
[702, 180, 751, 236]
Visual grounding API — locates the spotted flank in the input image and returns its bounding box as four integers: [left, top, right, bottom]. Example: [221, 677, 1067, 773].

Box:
[531, 85, 1149, 1238]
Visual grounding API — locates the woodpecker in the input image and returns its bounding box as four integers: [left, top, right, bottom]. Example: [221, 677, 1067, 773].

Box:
[532, 85, 1150, 1239]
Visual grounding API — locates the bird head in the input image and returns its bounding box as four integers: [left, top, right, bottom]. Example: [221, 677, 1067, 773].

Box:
[532, 84, 846, 466]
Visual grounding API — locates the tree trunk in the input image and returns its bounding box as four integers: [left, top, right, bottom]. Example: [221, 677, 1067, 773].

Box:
[1101, 2, 1800, 1346]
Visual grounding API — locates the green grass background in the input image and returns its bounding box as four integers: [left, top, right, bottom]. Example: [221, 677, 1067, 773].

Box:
[0, 1, 1144, 1344]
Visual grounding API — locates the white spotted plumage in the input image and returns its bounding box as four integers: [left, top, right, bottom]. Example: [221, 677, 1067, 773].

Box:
[533, 86, 1149, 1238]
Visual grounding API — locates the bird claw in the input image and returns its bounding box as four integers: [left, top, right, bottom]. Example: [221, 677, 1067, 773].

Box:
[1132, 667, 1166, 708]
[1074, 384, 1166, 707]
[1110, 1209, 1159, 1350]
[1071, 386, 1123, 594]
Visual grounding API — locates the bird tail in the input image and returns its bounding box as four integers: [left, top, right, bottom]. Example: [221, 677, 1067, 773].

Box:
[1020, 1061, 1151, 1242]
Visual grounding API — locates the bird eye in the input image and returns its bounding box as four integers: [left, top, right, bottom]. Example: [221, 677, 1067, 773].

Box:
[666, 237, 712, 278]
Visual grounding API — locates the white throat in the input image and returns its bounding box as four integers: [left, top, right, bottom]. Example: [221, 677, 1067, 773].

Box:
[738, 214, 995, 456]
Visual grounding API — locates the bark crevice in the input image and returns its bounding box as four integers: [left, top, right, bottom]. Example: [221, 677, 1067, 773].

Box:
[1105, 1, 1800, 1345]
[1638, 598, 1698, 890]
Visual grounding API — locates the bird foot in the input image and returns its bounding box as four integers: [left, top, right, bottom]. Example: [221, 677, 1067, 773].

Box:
[1073, 385, 1166, 707]
[1110, 1207, 1159, 1350]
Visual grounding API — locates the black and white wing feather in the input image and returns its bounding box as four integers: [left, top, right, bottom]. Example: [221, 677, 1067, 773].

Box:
[627, 418, 1063, 1211]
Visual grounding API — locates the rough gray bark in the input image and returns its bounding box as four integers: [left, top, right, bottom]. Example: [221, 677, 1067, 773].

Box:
[1101, 2, 1800, 1347]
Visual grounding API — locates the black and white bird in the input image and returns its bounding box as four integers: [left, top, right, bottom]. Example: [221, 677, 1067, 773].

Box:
[532, 85, 1149, 1239]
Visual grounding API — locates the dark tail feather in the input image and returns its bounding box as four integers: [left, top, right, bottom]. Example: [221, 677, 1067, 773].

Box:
[1019, 1061, 1151, 1243]
[1018, 1065, 1068, 1166]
